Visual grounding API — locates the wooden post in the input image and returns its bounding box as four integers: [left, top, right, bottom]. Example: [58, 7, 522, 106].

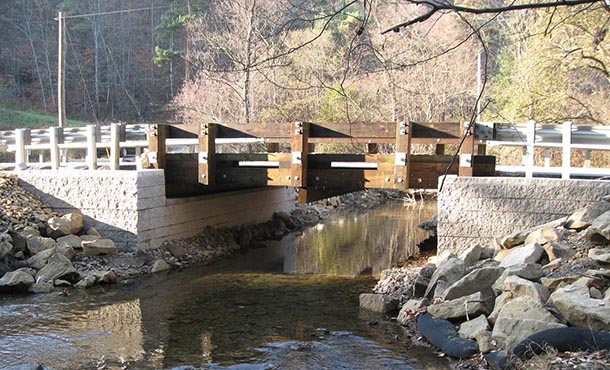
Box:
[524, 120, 536, 178]
[148, 124, 168, 170]
[291, 121, 309, 187]
[86, 124, 98, 170]
[15, 128, 30, 165]
[562, 121, 572, 179]
[198, 123, 216, 185]
[49, 127, 62, 170]
[394, 121, 411, 188]
[367, 143, 378, 154]
[57, 11, 66, 128]
[435, 144, 445, 155]
[459, 121, 475, 177]
[110, 123, 122, 170]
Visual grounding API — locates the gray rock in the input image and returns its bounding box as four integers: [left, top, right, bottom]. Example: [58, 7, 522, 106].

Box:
[542, 258, 563, 273]
[7, 230, 27, 253]
[543, 243, 574, 261]
[442, 267, 504, 301]
[492, 318, 566, 350]
[590, 287, 604, 299]
[397, 298, 429, 325]
[495, 296, 559, 323]
[26, 236, 57, 255]
[496, 243, 544, 268]
[492, 263, 544, 295]
[47, 213, 84, 238]
[589, 248, 610, 265]
[75, 275, 97, 289]
[56, 234, 82, 249]
[359, 293, 398, 314]
[14, 251, 24, 259]
[0, 270, 35, 292]
[82, 238, 117, 256]
[499, 218, 567, 249]
[27, 247, 57, 270]
[0, 232, 13, 259]
[427, 292, 490, 320]
[504, 275, 550, 303]
[54, 279, 72, 287]
[488, 291, 513, 325]
[86, 227, 102, 237]
[19, 226, 41, 238]
[459, 315, 490, 340]
[540, 275, 580, 291]
[28, 281, 54, 294]
[605, 287, 610, 301]
[585, 210, 610, 245]
[166, 244, 187, 259]
[96, 270, 117, 284]
[80, 234, 99, 243]
[458, 244, 483, 264]
[549, 278, 610, 331]
[413, 264, 435, 298]
[150, 259, 171, 273]
[565, 202, 610, 230]
[425, 257, 467, 298]
[524, 227, 562, 246]
[57, 244, 75, 261]
[36, 252, 78, 282]
[476, 331, 495, 354]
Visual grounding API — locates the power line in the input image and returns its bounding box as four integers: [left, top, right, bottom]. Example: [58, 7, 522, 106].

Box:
[61, 6, 170, 20]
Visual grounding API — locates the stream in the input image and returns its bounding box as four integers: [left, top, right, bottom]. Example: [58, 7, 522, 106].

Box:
[0, 200, 451, 370]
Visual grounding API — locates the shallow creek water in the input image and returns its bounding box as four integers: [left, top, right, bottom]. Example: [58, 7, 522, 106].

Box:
[0, 201, 450, 370]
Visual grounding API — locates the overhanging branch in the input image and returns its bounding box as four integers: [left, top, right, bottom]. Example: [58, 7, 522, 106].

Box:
[381, 0, 603, 34]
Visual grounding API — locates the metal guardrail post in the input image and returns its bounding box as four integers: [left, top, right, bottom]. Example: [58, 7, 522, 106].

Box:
[14, 128, 30, 165]
[86, 124, 98, 170]
[562, 121, 572, 179]
[524, 120, 536, 178]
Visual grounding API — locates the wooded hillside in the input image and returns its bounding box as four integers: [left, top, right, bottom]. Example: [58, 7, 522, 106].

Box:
[0, 0, 608, 126]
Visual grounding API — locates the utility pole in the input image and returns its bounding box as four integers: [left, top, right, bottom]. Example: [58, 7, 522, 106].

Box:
[57, 11, 66, 128]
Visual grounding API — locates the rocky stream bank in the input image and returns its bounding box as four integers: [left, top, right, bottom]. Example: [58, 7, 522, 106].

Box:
[362, 195, 610, 369]
[0, 173, 413, 295]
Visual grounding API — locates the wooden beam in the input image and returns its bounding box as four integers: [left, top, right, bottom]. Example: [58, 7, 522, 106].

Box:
[394, 121, 411, 189]
[459, 122, 475, 177]
[291, 121, 309, 187]
[198, 123, 217, 185]
[148, 124, 168, 170]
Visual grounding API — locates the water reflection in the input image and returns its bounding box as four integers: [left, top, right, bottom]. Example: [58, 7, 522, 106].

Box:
[284, 201, 436, 275]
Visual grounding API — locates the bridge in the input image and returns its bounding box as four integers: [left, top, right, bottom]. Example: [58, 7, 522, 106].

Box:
[1, 120, 609, 202]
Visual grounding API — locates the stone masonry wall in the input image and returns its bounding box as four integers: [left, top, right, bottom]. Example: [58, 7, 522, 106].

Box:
[16, 170, 295, 251]
[438, 176, 610, 254]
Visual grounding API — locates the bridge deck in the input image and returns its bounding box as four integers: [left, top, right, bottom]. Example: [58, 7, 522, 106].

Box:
[150, 121, 495, 202]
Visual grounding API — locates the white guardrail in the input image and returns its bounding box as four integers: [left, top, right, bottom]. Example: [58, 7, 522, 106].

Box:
[0, 121, 609, 178]
[0, 124, 198, 170]
[481, 121, 610, 178]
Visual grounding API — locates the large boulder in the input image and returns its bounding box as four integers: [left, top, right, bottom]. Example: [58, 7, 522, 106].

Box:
[458, 244, 483, 265]
[47, 213, 84, 238]
[585, 210, 610, 245]
[359, 293, 398, 314]
[27, 247, 57, 270]
[0, 269, 35, 292]
[524, 227, 562, 246]
[492, 263, 544, 295]
[442, 267, 504, 301]
[427, 292, 490, 320]
[549, 278, 610, 331]
[425, 257, 467, 298]
[503, 275, 550, 303]
[565, 202, 610, 230]
[81, 238, 117, 257]
[496, 243, 544, 268]
[56, 234, 83, 250]
[488, 291, 513, 325]
[36, 252, 78, 282]
[458, 314, 490, 340]
[491, 296, 564, 350]
[26, 236, 57, 255]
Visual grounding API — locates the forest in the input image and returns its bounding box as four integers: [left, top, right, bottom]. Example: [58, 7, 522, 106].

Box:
[0, 0, 608, 127]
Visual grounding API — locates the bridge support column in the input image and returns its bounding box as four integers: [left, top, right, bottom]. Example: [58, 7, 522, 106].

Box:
[394, 121, 411, 189]
[198, 123, 216, 185]
[459, 122, 475, 177]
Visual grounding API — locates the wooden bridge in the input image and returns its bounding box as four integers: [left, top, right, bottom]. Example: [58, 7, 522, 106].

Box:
[4, 120, 610, 203]
[150, 121, 495, 202]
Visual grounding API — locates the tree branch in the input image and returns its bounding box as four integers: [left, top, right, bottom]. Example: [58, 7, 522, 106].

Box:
[381, 0, 603, 34]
